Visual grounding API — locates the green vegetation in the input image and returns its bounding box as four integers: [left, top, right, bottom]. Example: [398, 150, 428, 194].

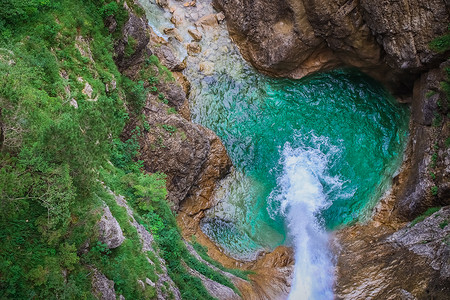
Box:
[0, 0, 232, 299]
[168, 107, 178, 114]
[124, 36, 138, 58]
[431, 185, 439, 196]
[439, 220, 449, 229]
[410, 207, 441, 227]
[101, 142, 239, 299]
[429, 25, 450, 53]
[162, 124, 177, 134]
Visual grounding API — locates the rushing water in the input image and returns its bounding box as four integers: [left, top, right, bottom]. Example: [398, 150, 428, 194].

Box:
[141, 1, 410, 298]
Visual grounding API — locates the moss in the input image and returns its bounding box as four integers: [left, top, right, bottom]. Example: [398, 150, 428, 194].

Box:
[410, 207, 441, 227]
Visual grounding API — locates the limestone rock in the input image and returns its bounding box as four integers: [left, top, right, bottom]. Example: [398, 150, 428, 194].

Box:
[98, 205, 125, 249]
[360, 0, 449, 72]
[389, 206, 450, 278]
[163, 27, 184, 42]
[92, 269, 116, 300]
[394, 65, 450, 220]
[171, 9, 184, 27]
[194, 14, 218, 29]
[199, 61, 214, 75]
[335, 206, 450, 299]
[184, 262, 241, 300]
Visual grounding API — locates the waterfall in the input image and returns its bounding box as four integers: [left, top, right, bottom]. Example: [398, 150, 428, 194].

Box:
[269, 139, 339, 299]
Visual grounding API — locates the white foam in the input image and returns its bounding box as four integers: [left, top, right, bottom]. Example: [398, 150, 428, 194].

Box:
[269, 139, 337, 299]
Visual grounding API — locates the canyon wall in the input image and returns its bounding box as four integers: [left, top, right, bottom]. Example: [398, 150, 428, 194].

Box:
[213, 0, 449, 95]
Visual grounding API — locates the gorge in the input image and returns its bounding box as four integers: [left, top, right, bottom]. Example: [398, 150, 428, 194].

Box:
[0, 0, 449, 299]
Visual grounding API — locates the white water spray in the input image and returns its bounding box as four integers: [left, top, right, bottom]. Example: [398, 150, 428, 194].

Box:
[269, 139, 339, 300]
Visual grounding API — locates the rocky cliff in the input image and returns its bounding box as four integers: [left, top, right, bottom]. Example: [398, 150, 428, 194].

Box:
[213, 0, 449, 95]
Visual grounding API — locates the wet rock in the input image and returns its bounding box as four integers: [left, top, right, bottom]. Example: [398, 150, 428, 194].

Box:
[187, 42, 202, 56]
[92, 268, 116, 300]
[188, 28, 202, 41]
[171, 9, 184, 27]
[194, 14, 218, 29]
[156, 0, 168, 9]
[98, 205, 125, 249]
[163, 27, 183, 42]
[199, 61, 214, 75]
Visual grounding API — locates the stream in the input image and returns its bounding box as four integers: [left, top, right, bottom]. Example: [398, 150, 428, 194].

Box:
[140, 0, 410, 298]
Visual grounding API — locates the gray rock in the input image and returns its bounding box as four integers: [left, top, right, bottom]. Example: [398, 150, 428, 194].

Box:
[183, 262, 241, 300]
[395, 66, 450, 220]
[98, 205, 125, 249]
[389, 206, 450, 279]
[214, 0, 449, 92]
[158, 82, 187, 109]
[145, 278, 156, 287]
[153, 45, 185, 71]
[114, 10, 151, 74]
[92, 269, 116, 300]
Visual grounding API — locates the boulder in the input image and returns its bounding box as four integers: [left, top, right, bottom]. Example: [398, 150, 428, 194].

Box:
[98, 205, 125, 249]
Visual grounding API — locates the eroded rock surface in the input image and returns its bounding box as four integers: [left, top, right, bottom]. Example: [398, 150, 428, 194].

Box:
[213, 0, 449, 94]
[393, 62, 450, 220]
[114, 5, 151, 75]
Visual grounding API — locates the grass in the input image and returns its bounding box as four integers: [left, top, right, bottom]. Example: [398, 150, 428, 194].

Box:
[410, 207, 441, 227]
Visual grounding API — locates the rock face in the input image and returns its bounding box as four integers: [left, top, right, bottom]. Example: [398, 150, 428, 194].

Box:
[114, 5, 151, 75]
[98, 205, 125, 249]
[213, 0, 449, 94]
[335, 206, 450, 299]
[138, 94, 231, 211]
[393, 62, 450, 220]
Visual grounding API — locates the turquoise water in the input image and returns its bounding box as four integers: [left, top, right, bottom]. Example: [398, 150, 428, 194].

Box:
[192, 68, 409, 259]
[140, 1, 410, 296]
